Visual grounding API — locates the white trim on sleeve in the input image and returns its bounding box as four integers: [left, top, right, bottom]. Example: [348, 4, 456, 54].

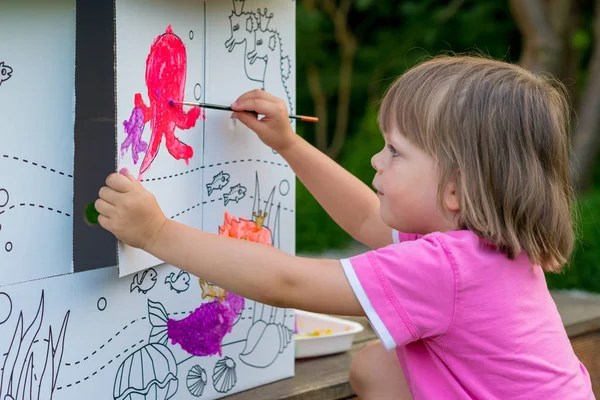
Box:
[340, 258, 397, 351]
[392, 229, 400, 244]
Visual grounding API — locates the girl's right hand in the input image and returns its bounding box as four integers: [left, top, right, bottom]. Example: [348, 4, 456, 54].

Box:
[230, 89, 297, 153]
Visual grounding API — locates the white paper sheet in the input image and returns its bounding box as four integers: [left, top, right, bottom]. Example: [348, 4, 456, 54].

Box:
[0, 0, 76, 286]
[115, 0, 296, 278]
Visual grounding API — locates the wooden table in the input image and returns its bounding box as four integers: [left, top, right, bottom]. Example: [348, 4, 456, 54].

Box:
[226, 291, 600, 399]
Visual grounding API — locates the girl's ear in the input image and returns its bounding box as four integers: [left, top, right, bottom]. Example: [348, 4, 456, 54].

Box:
[444, 176, 460, 213]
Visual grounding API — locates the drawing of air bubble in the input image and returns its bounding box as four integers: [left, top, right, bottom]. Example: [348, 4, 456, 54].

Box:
[212, 357, 237, 394]
[0, 188, 9, 207]
[278, 179, 290, 196]
[194, 83, 202, 101]
[186, 365, 207, 397]
[5, 242, 12, 252]
[0, 292, 12, 325]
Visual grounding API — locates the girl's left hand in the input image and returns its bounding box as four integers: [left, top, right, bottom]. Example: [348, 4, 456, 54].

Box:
[95, 168, 167, 251]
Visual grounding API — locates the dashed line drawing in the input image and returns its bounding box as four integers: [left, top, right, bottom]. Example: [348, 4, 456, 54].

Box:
[1, 155, 73, 178]
[0, 202, 72, 218]
[140, 158, 289, 183]
[206, 171, 230, 196]
[129, 268, 158, 294]
[64, 319, 147, 367]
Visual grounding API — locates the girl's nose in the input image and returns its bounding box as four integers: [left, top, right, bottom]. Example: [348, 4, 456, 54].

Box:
[371, 151, 382, 171]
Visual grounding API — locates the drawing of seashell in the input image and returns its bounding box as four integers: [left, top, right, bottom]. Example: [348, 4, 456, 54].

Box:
[212, 357, 237, 394]
[113, 343, 178, 400]
[186, 365, 207, 397]
[239, 321, 293, 368]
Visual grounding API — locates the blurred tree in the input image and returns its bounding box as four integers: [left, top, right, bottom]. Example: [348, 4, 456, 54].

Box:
[508, 0, 600, 190]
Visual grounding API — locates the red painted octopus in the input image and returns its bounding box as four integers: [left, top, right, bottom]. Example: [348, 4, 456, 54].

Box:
[121, 25, 204, 180]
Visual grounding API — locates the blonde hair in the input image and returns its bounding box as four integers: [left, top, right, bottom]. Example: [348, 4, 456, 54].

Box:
[379, 55, 575, 272]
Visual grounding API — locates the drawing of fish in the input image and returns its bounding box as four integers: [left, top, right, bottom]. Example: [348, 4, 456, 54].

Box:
[130, 268, 158, 294]
[0, 62, 13, 86]
[206, 171, 230, 196]
[164, 270, 191, 293]
[223, 184, 247, 206]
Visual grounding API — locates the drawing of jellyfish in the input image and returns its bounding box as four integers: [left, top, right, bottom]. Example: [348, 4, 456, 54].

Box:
[0, 62, 13, 86]
[212, 357, 237, 394]
[186, 365, 207, 397]
[0, 291, 70, 400]
[121, 25, 205, 179]
[112, 343, 178, 400]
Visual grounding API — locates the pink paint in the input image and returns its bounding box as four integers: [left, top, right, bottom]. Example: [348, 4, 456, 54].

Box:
[124, 25, 205, 179]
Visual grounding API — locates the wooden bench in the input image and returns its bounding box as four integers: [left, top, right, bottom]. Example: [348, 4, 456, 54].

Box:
[227, 291, 600, 399]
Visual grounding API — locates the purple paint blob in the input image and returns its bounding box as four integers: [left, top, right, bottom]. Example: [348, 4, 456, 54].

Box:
[121, 106, 148, 164]
[167, 292, 245, 356]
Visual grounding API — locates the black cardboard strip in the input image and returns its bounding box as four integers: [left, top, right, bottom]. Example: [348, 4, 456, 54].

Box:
[72, 0, 117, 272]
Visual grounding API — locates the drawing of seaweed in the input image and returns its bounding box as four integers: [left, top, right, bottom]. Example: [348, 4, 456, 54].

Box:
[0, 291, 70, 400]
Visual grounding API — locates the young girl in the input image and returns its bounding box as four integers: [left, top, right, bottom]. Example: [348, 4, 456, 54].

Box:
[95, 55, 595, 399]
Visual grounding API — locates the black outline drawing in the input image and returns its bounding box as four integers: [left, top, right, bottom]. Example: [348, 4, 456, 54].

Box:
[129, 268, 158, 294]
[5, 242, 12, 252]
[278, 179, 290, 196]
[251, 172, 281, 248]
[225, 1, 294, 113]
[0, 292, 12, 325]
[236, 173, 292, 368]
[212, 357, 237, 394]
[194, 83, 202, 101]
[112, 342, 178, 400]
[0, 291, 70, 400]
[223, 183, 247, 206]
[206, 171, 230, 196]
[225, 0, 267, 88]
[0, 189, 9, 208]
[186, 365, 207, 397]
[238, 305, 293, 369]
[189, 30, 194, 40]
[0, 155, 73, 178]
[0, 62, 13, 86]
[164, 270, 191, 293]
[97, 297, 107, 312]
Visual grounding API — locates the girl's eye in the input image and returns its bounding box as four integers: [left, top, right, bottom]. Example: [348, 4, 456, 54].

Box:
[387, 144, 399, 157]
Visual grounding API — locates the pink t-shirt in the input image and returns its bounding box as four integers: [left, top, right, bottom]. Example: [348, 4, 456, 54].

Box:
[341, 230, 594, 399]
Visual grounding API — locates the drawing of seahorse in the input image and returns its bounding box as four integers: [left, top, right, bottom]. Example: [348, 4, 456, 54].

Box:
[247, 8, 294, 114]
[225, 0, 267, 87]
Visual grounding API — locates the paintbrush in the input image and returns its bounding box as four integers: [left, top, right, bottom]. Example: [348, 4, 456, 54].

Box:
[168, 100, 319, 123]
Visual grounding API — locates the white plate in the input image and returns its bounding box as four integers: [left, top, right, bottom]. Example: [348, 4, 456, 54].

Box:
[293, 310, 365, 359]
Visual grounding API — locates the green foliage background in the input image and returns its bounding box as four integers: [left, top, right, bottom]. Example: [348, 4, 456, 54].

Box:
[292, 0, 600, 293]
